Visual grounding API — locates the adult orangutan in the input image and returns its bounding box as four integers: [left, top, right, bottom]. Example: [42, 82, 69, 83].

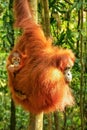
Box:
[6, 0, 75, 114]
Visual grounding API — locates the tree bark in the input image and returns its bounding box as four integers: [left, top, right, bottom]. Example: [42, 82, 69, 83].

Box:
[28, 113, 43, 130]
[63, 111, 67, 130]
[47, 113, 52, 130]
[28, 1, 44, 130]
[80, 0, 84, 130]
[35, 113, 43, 130]
[30, 0, 38, 23]
[10, 99, 16, 130]
[9, 0, 16, 130]
[42, 0, 50, 37]
[41, 0, 53, 129]
[76, 10, 80, 57]
[54, 112, 60, 130]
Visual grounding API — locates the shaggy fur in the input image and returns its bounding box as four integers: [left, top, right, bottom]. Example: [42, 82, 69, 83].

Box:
[6, 0, 75, 114]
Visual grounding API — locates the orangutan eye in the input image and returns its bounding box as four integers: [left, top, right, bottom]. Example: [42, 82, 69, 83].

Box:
[65, 66, 71, 71]
[17, 57, 21, 62]
[12, 57, 16, 63]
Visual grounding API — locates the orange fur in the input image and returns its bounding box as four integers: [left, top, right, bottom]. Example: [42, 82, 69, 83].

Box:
[6, 0, 75, 114]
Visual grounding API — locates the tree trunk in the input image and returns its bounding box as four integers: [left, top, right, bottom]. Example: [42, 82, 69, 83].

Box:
[42, 0, 50, 37]
[30, 0, 38, 23]
[10, 99, 16, 130]
[76, 10, 80, 57]
[47, 113, 52, 130]
[9, 0, 16, 130]
[28, 1, 44, 130]
[54, 112, 60, 130]
[35, 113, 43, 130]
[63, 111, 67, 130]
[41, 0, 53, 129]
[40, 0, 46, 32]
[28, 113, 43, 130]
[80, 1, 84, 130]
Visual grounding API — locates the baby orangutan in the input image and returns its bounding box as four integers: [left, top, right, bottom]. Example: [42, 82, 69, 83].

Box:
[7, 51, 27, 73]
[6, 0, 75, 114]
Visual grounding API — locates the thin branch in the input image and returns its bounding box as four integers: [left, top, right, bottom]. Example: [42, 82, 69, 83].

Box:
[64, 0, 73, 5]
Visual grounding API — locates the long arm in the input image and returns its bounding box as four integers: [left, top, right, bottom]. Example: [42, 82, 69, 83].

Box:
[14, 0, 32, 28]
